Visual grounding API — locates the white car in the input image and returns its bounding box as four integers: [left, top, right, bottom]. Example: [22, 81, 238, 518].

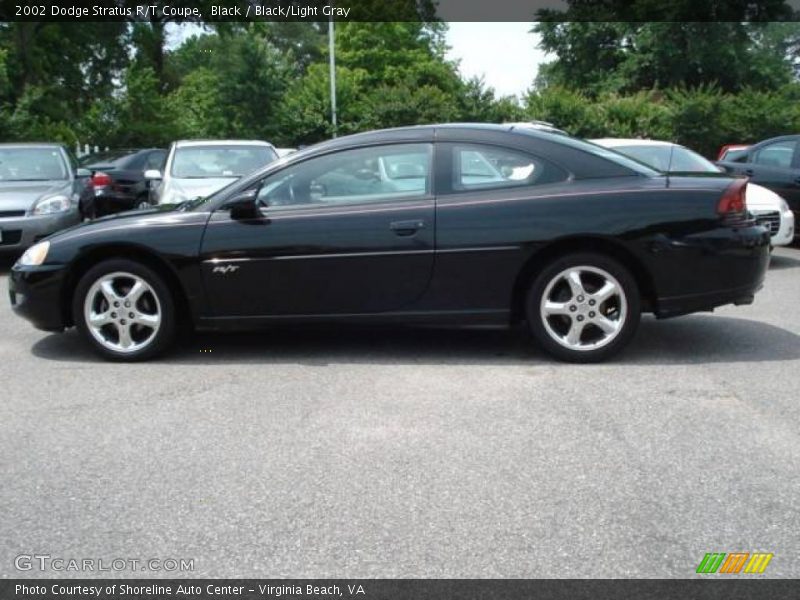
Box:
[146, 140, 278, 205]
[592, 138, 795, 246]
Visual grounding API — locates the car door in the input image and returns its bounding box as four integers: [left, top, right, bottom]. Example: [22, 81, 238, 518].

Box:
[728, 138, 800, 211]
[199, 143, 435, 317]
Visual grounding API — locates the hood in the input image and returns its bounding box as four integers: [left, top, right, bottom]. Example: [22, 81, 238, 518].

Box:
[0, 180, 71, 211]
[160, 177, 238, 204]
[746, 183, 784, 210]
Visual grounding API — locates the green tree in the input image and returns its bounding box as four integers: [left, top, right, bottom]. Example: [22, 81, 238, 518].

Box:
[534, 2, 797, 95]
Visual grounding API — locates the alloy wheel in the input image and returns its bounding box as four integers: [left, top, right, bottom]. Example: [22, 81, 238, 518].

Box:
[539, 265, 627, 352]
[83, 271, 162, 354]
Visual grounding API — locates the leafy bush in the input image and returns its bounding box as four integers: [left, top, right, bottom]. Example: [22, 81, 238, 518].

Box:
[524, 83, 800, 158]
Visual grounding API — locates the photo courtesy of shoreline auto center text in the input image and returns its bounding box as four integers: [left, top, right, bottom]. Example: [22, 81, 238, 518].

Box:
[0, 1, 799, 599]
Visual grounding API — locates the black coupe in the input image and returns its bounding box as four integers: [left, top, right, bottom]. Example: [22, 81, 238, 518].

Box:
[9, 125, 770, 362]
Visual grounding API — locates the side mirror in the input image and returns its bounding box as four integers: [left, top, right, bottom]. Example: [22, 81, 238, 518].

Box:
[144, 169, 162, 180]
[76, 168, 91, 178]
[225, 189, 260, 220]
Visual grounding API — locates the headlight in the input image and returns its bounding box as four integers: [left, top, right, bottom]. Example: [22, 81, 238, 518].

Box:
[31, 194, 71, 215]
[18, 241, 50, 266]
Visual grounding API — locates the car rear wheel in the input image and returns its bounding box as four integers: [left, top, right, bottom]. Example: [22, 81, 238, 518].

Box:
[73, 259, 176, 361]
[526, 253, 640, 363]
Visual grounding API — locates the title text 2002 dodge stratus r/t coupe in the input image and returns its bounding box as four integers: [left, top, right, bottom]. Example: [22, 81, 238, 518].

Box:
[9, 125, 769, 362]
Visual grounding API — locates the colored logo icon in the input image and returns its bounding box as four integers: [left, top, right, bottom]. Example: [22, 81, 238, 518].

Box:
[696, 552, 773, 574]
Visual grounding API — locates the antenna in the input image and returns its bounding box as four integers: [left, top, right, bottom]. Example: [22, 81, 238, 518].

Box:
[666, 142, 676, 187]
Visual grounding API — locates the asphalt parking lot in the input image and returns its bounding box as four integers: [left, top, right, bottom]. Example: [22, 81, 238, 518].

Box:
[1, 247, 799, 579]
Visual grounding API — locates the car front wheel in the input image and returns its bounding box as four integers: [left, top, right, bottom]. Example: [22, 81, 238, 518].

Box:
[73, 259, 176, 361]
[526, 253, 640, 363]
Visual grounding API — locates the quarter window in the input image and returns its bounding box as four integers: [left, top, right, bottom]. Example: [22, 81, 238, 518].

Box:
[452, 144, 567, 191]
[753, 140, 796, 169]
[255, 144, 431, 208]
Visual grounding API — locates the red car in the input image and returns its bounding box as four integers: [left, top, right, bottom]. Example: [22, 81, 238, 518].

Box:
[717, 144, 750, 162]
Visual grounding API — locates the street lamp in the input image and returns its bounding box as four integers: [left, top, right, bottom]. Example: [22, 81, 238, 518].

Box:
[328, 15, 338, 138]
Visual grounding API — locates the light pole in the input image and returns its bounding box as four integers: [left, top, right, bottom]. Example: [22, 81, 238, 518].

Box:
[328, 15, 338, 138]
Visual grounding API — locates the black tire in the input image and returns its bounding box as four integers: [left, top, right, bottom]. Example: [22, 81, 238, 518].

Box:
[526, 252, 641, 363]
[72, 259, 176, 361]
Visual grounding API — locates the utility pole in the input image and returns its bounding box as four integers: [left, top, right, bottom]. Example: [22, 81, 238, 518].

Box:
[328, 15, 338, 138]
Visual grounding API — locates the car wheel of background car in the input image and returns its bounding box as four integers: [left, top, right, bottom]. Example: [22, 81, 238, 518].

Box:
[73, 259, 176, 361]
[136, 195, 151, 210]
[526, 253, 641, 363]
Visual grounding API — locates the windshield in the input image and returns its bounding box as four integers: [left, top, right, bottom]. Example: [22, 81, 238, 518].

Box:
[614, 144, 721, 173]
[171, 145, 277, 178]
[0, 147, 68, 181]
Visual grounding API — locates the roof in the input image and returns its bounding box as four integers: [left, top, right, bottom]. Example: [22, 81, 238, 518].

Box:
[174, 140, 275, 147]
[0, 142, 64, 148]
[591, 138, 676, 148]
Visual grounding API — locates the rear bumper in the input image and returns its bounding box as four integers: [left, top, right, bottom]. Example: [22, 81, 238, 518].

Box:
[0, 210, 81, 254]
[8, 263, 68, 332]
[651, 224, 770, 318]
[94, 190, 140, 214]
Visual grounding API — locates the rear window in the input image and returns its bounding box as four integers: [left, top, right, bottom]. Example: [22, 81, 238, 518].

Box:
[79, 151, 133, 165]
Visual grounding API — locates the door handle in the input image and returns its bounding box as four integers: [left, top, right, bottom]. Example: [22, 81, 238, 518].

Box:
[744, 169, 754, 176]
[390, 219, 425, 236]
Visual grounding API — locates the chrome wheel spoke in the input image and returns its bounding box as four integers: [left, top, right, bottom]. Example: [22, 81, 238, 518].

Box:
[593, 280, 618, 304]
[133, 312, 159, 329]
[89, 311, 113, 327]
[100, 280, 121, 305]
[566, 270, 585, 299]
[565, 319, 585, 345]
[125, 280, 146, 304]
[543, 300, 571, 316]
[594, 315, 619, 335]
[117, 323, 134, 349]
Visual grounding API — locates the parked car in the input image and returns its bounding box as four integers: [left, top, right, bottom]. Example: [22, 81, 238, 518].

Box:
[79, 148, 166, 216]
[592, 138, 795, 246]
[0, 143, 94, 254]
[10, 124, 769, 363]
[717, 134, 800, 239]
[275, 148, 297, 158]
[717, 144, 750, 162]
[148, 140, 278, 205]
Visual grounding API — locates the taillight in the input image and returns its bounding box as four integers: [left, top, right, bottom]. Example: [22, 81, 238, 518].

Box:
[717, 178, 747, 216]
[91, 171, 112, 187]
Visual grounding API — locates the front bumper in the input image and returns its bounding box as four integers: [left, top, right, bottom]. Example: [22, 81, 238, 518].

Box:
[9, 263, 69, 332]
[751, 207, 795, 246]
[0, 209, 81, 254]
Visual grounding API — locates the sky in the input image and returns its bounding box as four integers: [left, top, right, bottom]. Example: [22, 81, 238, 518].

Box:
[169, 22, 548, 100]
[445, 23, 548, 99]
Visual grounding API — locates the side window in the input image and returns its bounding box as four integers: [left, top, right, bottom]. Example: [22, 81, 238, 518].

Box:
[254, 144, 431, 209]
[145, 151, 166, 171]
[753, 140, 796, 169]
[452, 144, 567, 191]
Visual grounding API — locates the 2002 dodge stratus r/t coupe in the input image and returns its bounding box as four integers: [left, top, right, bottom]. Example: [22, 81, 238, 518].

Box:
[9, 125, 769, 362]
